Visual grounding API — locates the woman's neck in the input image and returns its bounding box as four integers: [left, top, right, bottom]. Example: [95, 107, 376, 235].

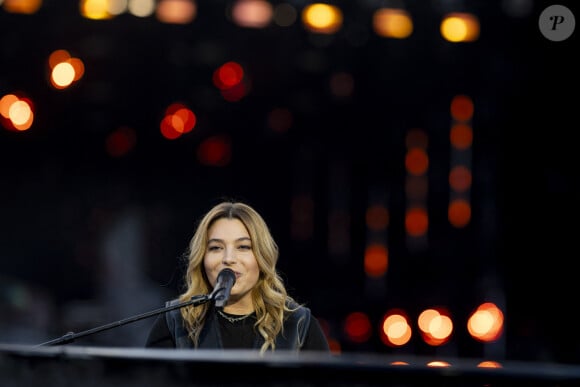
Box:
[222, 297, 254, 315]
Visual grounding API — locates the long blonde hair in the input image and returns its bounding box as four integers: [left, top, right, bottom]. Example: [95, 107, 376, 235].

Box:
[178, 201, 298, 353]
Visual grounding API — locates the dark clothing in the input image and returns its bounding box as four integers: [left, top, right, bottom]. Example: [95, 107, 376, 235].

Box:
[145, 300, 330, 352]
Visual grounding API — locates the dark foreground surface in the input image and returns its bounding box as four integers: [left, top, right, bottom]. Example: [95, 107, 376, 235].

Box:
[1, 344, 580, 387]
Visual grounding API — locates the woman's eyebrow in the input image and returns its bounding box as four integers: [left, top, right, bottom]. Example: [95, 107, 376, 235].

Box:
[207, 237, 251, 243]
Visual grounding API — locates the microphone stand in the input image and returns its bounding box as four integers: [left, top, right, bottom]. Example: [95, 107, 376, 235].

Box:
[37, 294, 212, 347]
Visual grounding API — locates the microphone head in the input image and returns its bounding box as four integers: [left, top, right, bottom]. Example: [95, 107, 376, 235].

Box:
[218, 268, 236, 284]
[213, 268, 236, 308]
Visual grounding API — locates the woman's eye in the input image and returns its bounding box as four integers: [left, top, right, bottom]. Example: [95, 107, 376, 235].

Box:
[239, 245, 252, 250]
[208, 246, 221, 251]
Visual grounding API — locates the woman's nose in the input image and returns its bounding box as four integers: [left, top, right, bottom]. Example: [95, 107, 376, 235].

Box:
[222, 248, 236, 263]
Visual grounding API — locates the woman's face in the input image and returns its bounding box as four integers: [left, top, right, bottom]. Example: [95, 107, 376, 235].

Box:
[203, 218, 260, 305]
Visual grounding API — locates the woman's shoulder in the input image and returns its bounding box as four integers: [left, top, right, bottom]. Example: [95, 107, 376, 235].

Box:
[284, 299, 312, 325]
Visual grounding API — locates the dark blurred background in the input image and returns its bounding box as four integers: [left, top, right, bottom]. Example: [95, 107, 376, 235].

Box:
[0, 0, 578, 364]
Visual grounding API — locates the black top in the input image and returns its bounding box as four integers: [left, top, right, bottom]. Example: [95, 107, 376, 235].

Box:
[145, 309, 330, 351]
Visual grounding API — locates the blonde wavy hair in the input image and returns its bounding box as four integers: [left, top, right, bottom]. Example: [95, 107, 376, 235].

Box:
[177, 201, 299, 353]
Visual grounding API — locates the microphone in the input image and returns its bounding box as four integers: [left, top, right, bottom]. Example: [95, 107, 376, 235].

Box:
[211, 268, 236, 308]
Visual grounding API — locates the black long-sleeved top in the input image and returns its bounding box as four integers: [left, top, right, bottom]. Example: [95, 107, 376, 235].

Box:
[145, 304, 330, 352]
